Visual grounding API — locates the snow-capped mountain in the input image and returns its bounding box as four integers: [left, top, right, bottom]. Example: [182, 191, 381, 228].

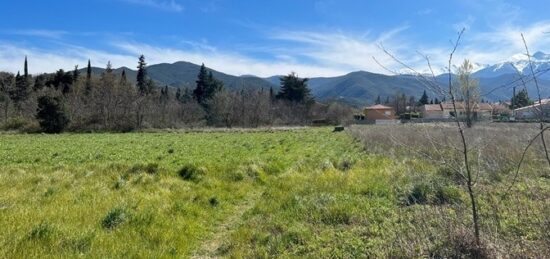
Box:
[474, 51, 550, 79]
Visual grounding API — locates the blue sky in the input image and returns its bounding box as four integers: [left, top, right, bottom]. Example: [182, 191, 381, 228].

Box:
[1, 0, 550, 77]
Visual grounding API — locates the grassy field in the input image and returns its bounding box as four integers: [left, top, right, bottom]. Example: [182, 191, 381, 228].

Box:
[1, 125, 548, 258]
[0, 128, 366, 258]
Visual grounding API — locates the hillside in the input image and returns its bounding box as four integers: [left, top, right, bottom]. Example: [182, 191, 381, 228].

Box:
[82, 52, 550, 106]
[85, 61, 275, 91]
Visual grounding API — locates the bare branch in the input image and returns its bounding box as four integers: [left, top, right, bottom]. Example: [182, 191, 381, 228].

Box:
[521, 33, 550, 173]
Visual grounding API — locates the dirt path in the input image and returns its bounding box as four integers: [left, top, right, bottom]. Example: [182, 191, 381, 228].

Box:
[191, 190, 262, 258]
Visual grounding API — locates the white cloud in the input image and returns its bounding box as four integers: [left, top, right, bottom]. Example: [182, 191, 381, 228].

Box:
[3, 19, 550, 78]
[4, 29, 68, 39]
[121, 0, 183, 12]
[113, 41, 348, 77]
[268, 26, 411, 75]
[0, 42, 135, 75]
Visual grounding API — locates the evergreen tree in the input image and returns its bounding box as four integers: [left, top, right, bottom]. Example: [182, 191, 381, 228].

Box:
[276, 72, 313, 104]
[375, 95, 381, 104]
[511, 88, 532, 109]
[36, 95, 69, 133]
[120, 69, 127, 85]
[193, 64, 223, 105]
[85, 59, 92, 95]
[33, 74, 46, 91]
[73, 65, 79, 82]
[269, 87, 274, 101]
[136, 55, 148, 95]
[385, 96, 390, 105]
[419, 90, 429, 105]
[434, 98, 440, 104]
[430, 99, 434, 104]
[24, 56, 28, 78]
[9, 71, 29, 108]
[175, 87, 182, 101]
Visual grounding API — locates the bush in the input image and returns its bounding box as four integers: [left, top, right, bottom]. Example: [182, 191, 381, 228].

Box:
[36, 95, 69, 133]
[1, 116, 40, 133]
[28, 222, 56, 240]
[101, 207, 128, 230]
[128, 163, 159, 175]
[178, 164, 206, 182]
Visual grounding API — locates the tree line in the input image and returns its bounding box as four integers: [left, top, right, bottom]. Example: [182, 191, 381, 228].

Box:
[0, 56, 352, 133]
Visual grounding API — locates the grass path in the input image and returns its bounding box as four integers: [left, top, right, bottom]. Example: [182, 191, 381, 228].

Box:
[191, 189, 263, 258]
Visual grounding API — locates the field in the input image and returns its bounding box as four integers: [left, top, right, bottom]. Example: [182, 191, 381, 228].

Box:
[1, 125, 549, 258]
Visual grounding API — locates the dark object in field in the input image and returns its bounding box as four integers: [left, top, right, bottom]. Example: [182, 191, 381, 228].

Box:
[36, 95, 69, 133]
[333, 126, 345, 132]
[178, 164, 206, 182]
[101, 208, 127, 230]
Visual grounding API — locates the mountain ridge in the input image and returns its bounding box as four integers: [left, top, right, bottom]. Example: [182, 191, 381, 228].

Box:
[81, 51, 550, 106]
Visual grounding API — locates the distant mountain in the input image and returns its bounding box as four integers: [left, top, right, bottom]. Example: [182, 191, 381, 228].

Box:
[80, 52, 550, 106]
[474, 51, 550, 79]
[85, 61, 275, 91]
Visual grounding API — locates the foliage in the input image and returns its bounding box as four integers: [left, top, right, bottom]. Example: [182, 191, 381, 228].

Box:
[36, 95, 69, 133]
[276, 72, 313, 104]
[456, 59, 480, 128]
[510, 88, 533, 109]
[193, 64, 223, 106]
[136, 55, 148, 95]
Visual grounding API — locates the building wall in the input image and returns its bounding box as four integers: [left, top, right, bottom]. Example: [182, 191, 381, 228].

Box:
[421, 110, 444, 119]
[364, 109, 395, 120]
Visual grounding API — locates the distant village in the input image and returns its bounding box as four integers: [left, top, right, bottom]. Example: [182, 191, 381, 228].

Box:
[355, 92, 548, 124]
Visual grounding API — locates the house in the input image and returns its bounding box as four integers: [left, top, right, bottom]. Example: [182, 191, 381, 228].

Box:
[419, 104, 444, 119]
[420, 102, 494, 120]
[514, 99, 550, 119]
[364, 104, 396, 120]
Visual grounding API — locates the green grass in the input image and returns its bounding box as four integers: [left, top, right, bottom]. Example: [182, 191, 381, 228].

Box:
[0, 128, 366, 258]
[2, 126, 547, 258]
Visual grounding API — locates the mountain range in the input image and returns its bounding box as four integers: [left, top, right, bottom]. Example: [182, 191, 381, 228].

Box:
[84, 52, 550, 106]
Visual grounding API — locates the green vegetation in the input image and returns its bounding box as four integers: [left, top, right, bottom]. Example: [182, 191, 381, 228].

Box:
[0, 128, 363, 258]
[1, 125, 547, 257]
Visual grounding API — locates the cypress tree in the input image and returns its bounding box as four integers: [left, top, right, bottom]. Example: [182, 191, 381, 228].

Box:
[419, 90, 429, 105]
[24, 56, 28, 78]
[136, 55, 148, 95]
[85, 59, 92, 95]
[375, 95, 381, 104]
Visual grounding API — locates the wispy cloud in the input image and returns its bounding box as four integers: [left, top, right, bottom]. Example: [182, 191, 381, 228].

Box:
[3, 29, 68, 39]
[417, 8, 433, 15]
[3, 18, 550, 78]
[121, 0, 183, 12]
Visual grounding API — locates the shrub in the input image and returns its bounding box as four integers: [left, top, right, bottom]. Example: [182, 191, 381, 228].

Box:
[101, 207, 128, 230]
[1, 116, 40, 133]
[209, 197, 219, 207]
[36, 95, 69, 133]
[178, 164, 206, 182]
[407, 183, 430, 204]
[28, 222, 56, 240]
[128, 163, 159, 175]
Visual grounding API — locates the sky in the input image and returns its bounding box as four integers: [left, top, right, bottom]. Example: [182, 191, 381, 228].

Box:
[1, 0, 550, 77]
